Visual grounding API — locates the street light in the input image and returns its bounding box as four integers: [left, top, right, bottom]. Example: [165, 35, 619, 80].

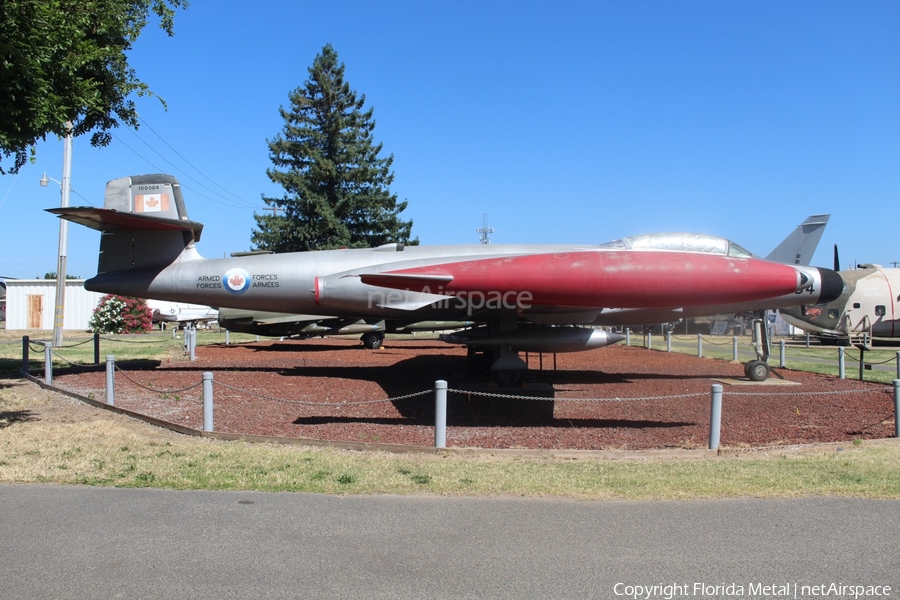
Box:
[40, 122, 73, 347]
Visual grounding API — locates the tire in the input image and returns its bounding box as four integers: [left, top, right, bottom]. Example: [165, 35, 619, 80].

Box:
[361, 331, 384, 350]
[745, 360, 770, 382]
[493, 368, 524, 387]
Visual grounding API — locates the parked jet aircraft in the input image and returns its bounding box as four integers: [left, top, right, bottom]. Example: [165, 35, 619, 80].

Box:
[48, 174, 844, 383]
[222, 215, 832, 350]
[147, 299, 218, 328]
[781, 263, 900, 346]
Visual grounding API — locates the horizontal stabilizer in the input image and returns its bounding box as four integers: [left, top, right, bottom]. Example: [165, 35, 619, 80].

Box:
[46, 207, 203, 242]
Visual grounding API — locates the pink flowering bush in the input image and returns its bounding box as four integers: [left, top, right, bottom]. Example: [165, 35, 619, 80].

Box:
[89, 295, 153, 334]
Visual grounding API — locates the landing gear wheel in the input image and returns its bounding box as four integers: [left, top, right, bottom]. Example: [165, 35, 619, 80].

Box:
[493, 368, 524, 387]
[745, 360, 770, 382]
[361, 331, 384, 350]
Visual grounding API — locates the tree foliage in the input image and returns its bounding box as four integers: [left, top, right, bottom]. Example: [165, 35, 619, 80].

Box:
[89, 294, 152, 334]
[0, 0, 188, 174]
[252, 44, 416, 252]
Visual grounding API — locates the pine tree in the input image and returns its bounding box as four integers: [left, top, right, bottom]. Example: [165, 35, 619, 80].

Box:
[252, 44, 416, 252]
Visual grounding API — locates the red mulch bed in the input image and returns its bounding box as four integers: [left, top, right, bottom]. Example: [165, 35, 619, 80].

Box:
[50, 338, 895, 450]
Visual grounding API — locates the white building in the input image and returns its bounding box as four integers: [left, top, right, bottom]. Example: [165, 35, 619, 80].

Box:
[4, 279, 103, 331]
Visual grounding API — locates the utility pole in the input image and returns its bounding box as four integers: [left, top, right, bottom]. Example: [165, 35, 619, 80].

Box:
[476, 213, 493, 244]
[43, 122, 73, 347]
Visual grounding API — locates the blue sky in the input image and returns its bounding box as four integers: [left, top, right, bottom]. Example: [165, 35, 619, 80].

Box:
[1, 0, 898, 280]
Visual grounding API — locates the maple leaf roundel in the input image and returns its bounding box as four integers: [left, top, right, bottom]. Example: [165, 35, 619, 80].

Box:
[223, 268, 252, 295]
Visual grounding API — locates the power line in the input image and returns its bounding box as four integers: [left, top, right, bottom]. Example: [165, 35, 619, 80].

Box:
[120, 126, 260, 210]
[111, 132, 262, 211]
[137, 115, 253, 206]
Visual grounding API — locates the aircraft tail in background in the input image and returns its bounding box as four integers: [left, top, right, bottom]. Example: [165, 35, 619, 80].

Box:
[765, 214, 830, 266]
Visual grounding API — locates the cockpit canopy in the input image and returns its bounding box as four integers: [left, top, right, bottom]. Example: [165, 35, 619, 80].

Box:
[598, 233, 754, 258]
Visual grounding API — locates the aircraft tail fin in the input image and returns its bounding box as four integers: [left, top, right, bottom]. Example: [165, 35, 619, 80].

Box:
[764, 214, 830, 266]
[47, 174, 203, 275]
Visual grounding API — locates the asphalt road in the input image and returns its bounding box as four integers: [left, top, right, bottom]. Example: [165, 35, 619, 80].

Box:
[1, 485, 897, 599]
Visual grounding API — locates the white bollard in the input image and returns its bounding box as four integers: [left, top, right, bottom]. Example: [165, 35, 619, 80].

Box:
[839, 346, 845, 379]
[697, 334, 703, 358]
[434, 380, 447, 448]
[44, 343, 52, 385]
[710, 384, 723, 450]
[203, 372, 214, 432]
[106, 355, 115, 406]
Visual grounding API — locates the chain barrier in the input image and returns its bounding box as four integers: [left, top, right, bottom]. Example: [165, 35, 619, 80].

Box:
[98, 335, 178, 345]
[47, 348, 97, 373]
[860, 354, 898, 366]
[448, 388, 706, 402]
[703, 337, 737, 347]
[213, 380, 431, 406]
[28, 342, 47, 353]
[54, 337, 95, 349]
[724, 387, 889, 397]
[112, 363, 204, 395]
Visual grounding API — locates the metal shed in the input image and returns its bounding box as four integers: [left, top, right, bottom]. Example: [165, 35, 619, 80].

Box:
[4, 279, 103, 331]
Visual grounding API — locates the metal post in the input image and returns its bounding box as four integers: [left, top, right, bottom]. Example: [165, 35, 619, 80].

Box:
[839, 346, 845, 379]
[203, 372, 214, 432]
[189, 328, 196, 361]
[896, 352, 900, 381]
[106, 355, 115, 406]
[21, 335, 29, 374]
[732, 336, 738, 361]
[43, 343, 52, 385]
[50, 122, 73, 348]
[779, 339, 786, 368]
[93, 332, 100, 365]
[434, 380, 447, 448]
[894, 380, 900, 438]
[805, 332, 810, 348]
[666, 331, 672, 353]
[859, 346, 865, 382]
[710, 384, 723, 450]
[647, 331, 652, 350]
[225, 329, 230, 345]
[697, 334, 703, 358]
[625, 328, 630, 346]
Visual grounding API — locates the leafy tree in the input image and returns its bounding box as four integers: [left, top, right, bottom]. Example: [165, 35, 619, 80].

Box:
[252, 44, 416, 252]
[41, 272, 80, 280]
[89, 294, 152, 334]
[0, 0, 188, 174]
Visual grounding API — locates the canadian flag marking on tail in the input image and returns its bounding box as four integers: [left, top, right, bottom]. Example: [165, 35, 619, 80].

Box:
[135, 193, 170, 213]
